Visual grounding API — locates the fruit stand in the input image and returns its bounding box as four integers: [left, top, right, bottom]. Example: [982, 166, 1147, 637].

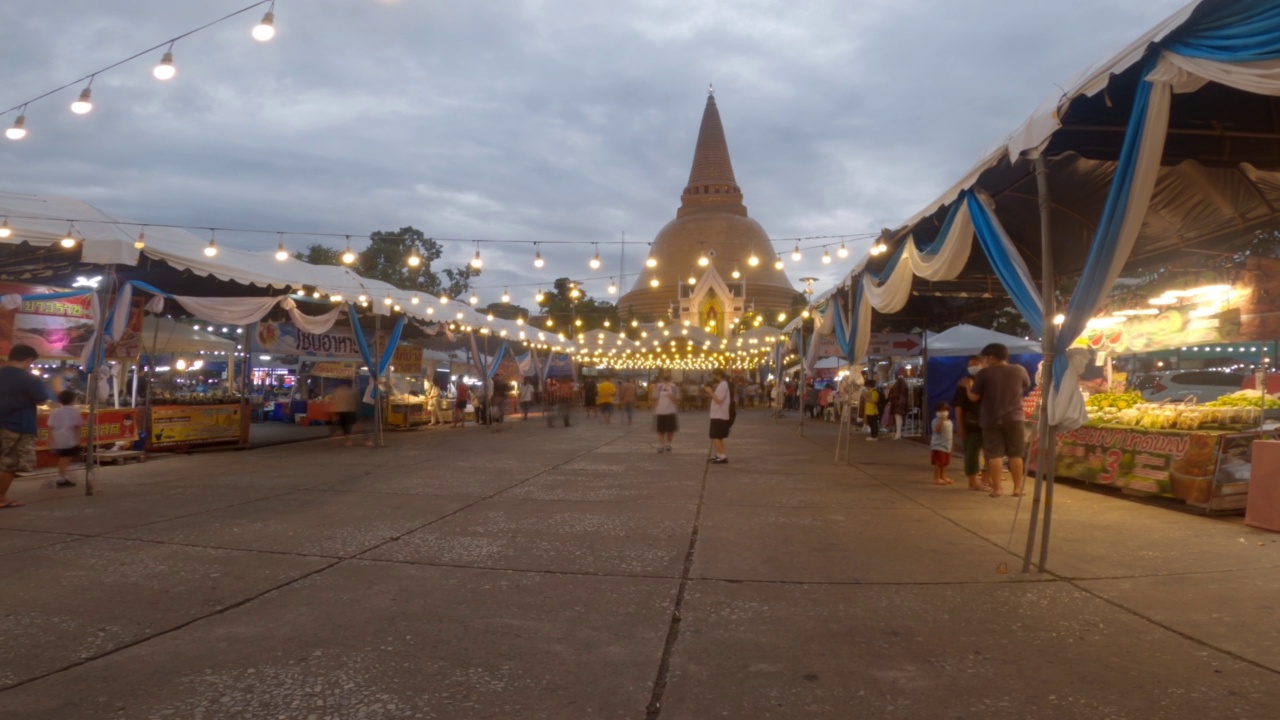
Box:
[384, 394, 428, 429]
[1032, 391, 1277, 512]
[146, 395, 250, 451]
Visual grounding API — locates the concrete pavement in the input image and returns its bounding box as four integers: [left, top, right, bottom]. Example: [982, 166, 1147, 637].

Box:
[0, 409, 1278, 718]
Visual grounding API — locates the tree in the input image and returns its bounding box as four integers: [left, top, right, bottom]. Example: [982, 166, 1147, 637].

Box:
[535, 277, 619, 332]
[296, 227, 479, 297]
[481, 302, 532, 321]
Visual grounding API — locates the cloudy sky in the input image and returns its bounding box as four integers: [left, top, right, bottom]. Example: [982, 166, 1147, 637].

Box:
[1, 0, 1189, 304]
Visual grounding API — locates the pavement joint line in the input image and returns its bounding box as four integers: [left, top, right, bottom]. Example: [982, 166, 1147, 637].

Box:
[350, 427, 642, 561]
[799, 430, 1280, 678]
[0, 429, 637, 695]
[0, 557, 343, 695]
[643, 442, 712, 720]
[355, 555, 683, 581]
[92, 533, 347, 561]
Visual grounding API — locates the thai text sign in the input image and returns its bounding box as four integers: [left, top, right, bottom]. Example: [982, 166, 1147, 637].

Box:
[254, 322, 365, 359]
[1034, 425, 1223, 503]
[149, 404, 243, 447]
[0, 282, 95, 360]
[35, 408, 140, 450]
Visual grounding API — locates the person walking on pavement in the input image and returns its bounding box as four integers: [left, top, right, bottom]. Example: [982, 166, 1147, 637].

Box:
[954, 355, 989, 491]
[967, 343, 1031, 498]
[652, 373, 680, 452]
[596, 376, 617, 425]
[618, 378, 637, 425]
[452, 379, 469, 428]
[888, 375, 910, 439]
[862, 380, 882, 441]
[0, 345, 54, 508]
[582, 377, 598, 419]
[519, 378, 535, 420]
[707, 369, 732, 464]
[329, 380, 359, 446]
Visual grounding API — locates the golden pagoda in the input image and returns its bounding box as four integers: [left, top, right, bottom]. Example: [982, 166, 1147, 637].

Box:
[619, 89, 795, 334]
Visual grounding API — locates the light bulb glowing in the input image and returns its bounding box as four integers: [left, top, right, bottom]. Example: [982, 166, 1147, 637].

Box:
[777, 312, 787, 322]
[407, 252, 421, 268]
[1053, 313, 1066, 325]
[60, 225, 77, 248]
[0, 220, 10, 238]
[252, 11, 276, 42]
[608, 280, 618, 295]
[5, 115, 26, 141]
[790, 245, 802, 262]
[536, 290, 545, 303]
[275, 241, 288, 261]
[439, 294, 449, 304]
[358, 294, 368, 303]
[341, 245, 355, 264]
[649, 277, 660, 288]
[837, 243, 849, 259]
[687, 273, 697, 285]
[589, 252, 602, 270]
[534, 248, 544, 268]
[411, 294, 420, 305]
[134, 230, 145, 249]
[203, 239, 217, 257]
[774, 259, 785, 270]
[731, 265, 741, 279]
[153, 51, 176, 80]
[747, 253, 759, 267]
[384, 295, 394, 306]
[70, 87, 93, 115]
[821, 250, 832, 265]
[331, 294, 343, 303]
[501, 289, 511, 303]
[645, 254, 657, 269]
[471, 250, 483, 269]
[697, 252, 709, 267]
[469, 294, 479, 305]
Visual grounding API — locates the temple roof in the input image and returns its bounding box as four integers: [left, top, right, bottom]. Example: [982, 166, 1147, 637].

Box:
[680, 91, 744, 216]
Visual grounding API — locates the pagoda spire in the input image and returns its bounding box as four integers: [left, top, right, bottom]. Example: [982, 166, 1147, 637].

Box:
[679, 91, 744, 216]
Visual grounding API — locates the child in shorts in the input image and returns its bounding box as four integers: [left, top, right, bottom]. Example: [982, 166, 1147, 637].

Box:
[931, 402, 954, 486]
[47, 390, 84, 488]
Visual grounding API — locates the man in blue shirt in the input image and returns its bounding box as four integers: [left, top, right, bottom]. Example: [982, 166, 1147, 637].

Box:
[0, 344, 52, 508]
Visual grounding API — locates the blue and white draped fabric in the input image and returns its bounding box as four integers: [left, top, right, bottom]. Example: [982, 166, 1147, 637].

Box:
[107, 281, 343, 343]
[346, 306, 406, 400]
[1047, 3, 1280, 429]
[965, 191, 1044, 337]
[467, 333, 507, 380]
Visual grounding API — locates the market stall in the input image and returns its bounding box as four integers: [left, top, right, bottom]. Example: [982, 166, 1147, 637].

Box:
[146, 395, 250, 451]
[35, 404, 141, 467]
[1030, 389, 1277, 511]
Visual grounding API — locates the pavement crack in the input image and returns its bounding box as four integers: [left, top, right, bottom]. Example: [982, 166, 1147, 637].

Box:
[644, 440, 710, 720]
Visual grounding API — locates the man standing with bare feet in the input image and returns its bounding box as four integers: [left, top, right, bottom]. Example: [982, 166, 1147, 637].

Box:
[967, 343, 1030, 498]
[0, 345, 53, 508]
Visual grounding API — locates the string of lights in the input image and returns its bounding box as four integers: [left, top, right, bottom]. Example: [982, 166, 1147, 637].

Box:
[3, 0, 278, 140]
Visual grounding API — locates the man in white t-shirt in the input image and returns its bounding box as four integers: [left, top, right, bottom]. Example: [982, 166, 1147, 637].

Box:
[707, 369, 732, 464]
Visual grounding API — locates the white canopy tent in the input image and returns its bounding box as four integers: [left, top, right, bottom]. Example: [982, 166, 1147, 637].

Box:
[141, 317, 237, 356]
[925, 324, 1042, 357]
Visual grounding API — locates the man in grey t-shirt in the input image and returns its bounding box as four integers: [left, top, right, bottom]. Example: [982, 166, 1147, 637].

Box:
[968, 342, 1030, 498]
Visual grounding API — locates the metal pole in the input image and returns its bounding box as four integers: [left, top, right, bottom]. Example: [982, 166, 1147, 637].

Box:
[84, 270, 115, 496]
[1022, 155, 1057, 573]
[372, 313, 383, 448]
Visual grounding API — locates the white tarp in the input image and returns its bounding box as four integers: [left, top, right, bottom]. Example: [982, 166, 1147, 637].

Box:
[141, 316, 236, 356]
[924, 324, 1042, 357]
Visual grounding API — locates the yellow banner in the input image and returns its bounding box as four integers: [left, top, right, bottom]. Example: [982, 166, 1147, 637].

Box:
[150, 404, 243, 447]
[391, 345, 423, 375]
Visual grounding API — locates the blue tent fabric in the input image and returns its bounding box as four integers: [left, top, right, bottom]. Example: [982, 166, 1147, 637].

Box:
[926, 354, 1041, 427]
[966, 192, 1044, 337]
[1164, 3, 1280, 60]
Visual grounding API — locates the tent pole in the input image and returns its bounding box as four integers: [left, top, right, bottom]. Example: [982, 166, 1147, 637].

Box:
[1022, 154, 1057, 574]
[84, 270, 115, 496]
[373, 313, 383, 448]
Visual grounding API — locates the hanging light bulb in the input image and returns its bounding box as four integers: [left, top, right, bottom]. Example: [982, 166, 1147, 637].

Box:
[341, 237, 356, 264]
[649, 276, 659, 288]
[203, 230, 218, 257]
[747, 251, 759, 267]
[534, 244, 544, 268]
[469, 293, 479, 305]
[821, 249, 832, 265]
[790, 244, 802, 262]
[383, 294, 394, 306]
[471, 247, 483, 269]
[535, 289, 545, 303]
[439, 293, 449, 304]
[501, 288, 511, 303]
[153, 46, 177, 80]
[357, 294, 368, 303]
[406, 250, 421, 268]
[59, 225, 77, 248]
[837, 242, 849, 259]
[252, 4, 276, 42]
[774, 259, 785, 270]
[5, 112, 27, 141]
[274, 234, 288, 261]
[331, 294, 344, 303]
[0, 219, 10, 238]
[410, 294, 420, 305]
[175, 358, 188, 371]
[608, 278, 618, 295]
[70, 83, 94, 115]
[731, 264, 741, 280]
[697, 249, 710, 267]
[134, 229, 145, 249]
[589, 244, 602, 270]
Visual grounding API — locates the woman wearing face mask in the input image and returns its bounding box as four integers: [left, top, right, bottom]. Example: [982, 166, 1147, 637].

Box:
[953, 356, 988, 491]
[930, 402, 954, 485]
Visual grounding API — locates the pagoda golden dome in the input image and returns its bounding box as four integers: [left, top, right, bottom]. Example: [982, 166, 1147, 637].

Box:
[619, 91, 795, 320]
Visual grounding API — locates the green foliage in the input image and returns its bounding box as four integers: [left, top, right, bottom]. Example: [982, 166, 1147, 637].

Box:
[535, 277, 619, 332]
[297, 227, 479, 297]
